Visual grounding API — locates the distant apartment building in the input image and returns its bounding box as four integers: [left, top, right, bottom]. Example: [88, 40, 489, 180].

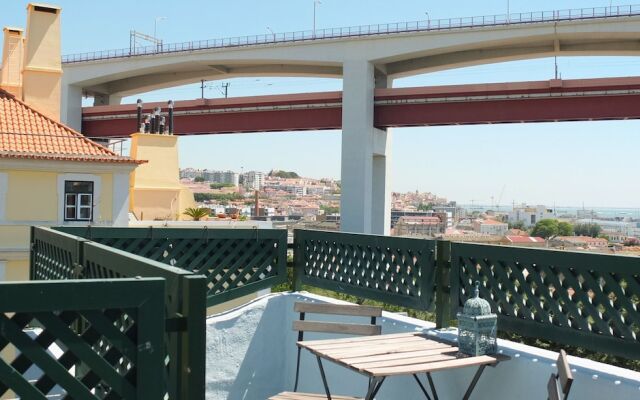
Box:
[433, 204, 458, 227]
[243, 171, 264, 190]
[395, 216, 445, 237]
[210, 170, 239, 187]
[509, 205, 555, 227]
[283, 185, 307, 197]
[473, 219, 508, 236]
[391, 210, 431, 228]
[180, 168, 200, 179]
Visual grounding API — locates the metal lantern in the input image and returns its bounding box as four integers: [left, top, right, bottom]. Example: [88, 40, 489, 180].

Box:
[457, 281, 497, 356]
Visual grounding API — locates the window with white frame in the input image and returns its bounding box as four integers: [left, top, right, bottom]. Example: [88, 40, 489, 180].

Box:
[64, 181, 94, 221]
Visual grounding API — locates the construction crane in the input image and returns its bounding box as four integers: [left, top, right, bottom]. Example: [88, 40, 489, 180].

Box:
[496, 185, 506, 211]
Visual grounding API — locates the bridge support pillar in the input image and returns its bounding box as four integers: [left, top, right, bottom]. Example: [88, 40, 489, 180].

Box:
[60, 82, 82, 130]
[93, 93, 122, 106]
[340, 60, 391, 235]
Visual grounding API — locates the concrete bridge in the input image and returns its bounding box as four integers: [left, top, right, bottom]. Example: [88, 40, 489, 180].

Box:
[61, 5, 640, 235]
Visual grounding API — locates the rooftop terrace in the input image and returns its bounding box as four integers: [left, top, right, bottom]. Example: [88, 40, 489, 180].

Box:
[0, 226, 638, 399]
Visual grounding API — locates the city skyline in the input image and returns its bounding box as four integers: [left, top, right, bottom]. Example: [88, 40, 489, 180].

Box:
[3, 0, 639, 207]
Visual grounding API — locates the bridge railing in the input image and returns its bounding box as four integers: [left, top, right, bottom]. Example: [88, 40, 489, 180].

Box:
[62, 4, 640, 63]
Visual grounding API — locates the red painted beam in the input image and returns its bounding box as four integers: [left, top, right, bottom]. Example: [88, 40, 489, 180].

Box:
[81, 77, 640, 138]
[375, 94, 640, 126]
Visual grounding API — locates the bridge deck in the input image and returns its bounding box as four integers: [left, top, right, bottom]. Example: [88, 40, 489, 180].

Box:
[81, 77, 640, 138]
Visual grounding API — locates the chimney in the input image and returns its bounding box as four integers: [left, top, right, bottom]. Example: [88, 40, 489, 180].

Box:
[22, 3, 62, 120]
[0, 27, 24, 97]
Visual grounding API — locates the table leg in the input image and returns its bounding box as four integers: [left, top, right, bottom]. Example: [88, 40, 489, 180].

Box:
[364, 377, 385, 400]
[316, 356, 332, 400]
[426, 373, 438, 400]
[462, 365, 486, 400]
[412, 374, 433, 400]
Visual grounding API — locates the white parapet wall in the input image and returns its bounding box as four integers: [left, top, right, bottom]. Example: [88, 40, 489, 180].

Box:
[205, 292, 640, 399]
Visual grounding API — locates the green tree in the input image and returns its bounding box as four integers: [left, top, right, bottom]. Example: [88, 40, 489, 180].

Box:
[182, 207, 210, 221]
[320, 205, 340, 215]
[194, 176, 205, 183]
[417, 202, 433, 211]
[270, 170, 300, 179]
[574, 223, 602, 238]
[530, 219, 560, 239]
[508, 220, 526, 230]
[557, 221, 574, 236]
[210, 183, 234, 189]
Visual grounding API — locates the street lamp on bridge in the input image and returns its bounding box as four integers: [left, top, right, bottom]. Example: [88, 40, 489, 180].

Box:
[313, 0, 322, 38]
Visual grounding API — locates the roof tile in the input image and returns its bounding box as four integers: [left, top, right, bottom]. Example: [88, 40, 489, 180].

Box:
[0, 89, 142, 164]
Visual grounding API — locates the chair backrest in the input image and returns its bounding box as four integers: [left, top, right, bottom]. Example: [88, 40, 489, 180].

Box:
[547, 350, 573, 400]
[292, 302, 382, 337]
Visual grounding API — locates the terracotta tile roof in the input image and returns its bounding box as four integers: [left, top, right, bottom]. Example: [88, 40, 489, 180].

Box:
[0, 89, 142, 164]
[505, 236, 545, 243]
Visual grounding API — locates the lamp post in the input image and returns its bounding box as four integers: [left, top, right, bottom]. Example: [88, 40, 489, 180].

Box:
[313, 0, 322, 38]
[425, 12, 430, 29]
[154, 16, 167, 38]
[267, 26, 275, 42]
[506, 0, 510, 23]
[154, 16, 167, 51]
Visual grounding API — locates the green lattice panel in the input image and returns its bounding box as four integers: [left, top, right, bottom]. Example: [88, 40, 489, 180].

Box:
[30, 227, 84, 281]
[81, 242, 206, 400]
[55, 227, 287, 306]
[294, 229, 436, 309]
[451, 242, 640, 359]
[0, 278, 165, 400]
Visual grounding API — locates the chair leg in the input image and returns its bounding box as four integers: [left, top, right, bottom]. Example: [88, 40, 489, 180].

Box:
[316, 356, 332, 400]
[293, 347, 302, 391]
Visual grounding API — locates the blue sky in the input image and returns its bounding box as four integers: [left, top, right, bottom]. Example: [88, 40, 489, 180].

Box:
[3, 1, 640, 207]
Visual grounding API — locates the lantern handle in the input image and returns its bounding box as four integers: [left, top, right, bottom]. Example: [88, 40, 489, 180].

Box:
[474, 281, 480, 298]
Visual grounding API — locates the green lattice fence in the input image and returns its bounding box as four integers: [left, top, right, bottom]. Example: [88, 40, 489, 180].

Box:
[30, 226, 86, 280]
[0, 278, 165, 399]
[30, 227, 206, 400]
[82, 242, 206, 400]
[56, 226, 288, 306]
[450, 242, 640, 359]
[293, 229, 437, 309]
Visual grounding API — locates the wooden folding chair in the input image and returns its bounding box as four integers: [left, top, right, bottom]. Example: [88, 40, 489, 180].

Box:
[270, 302, 382, 400]
[547, 350, 573, 400]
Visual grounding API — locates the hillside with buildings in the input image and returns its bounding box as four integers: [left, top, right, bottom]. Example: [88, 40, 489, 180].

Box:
[181, 167, 640, 255]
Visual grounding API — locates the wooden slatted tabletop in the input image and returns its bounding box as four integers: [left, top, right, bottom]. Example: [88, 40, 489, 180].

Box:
[298, 332, 509, 378]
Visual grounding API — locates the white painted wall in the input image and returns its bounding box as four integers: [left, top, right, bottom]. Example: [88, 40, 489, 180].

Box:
[206, 292, 640, 400]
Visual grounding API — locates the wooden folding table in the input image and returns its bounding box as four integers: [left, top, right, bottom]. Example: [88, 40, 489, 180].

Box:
[298, 332, 510, 400]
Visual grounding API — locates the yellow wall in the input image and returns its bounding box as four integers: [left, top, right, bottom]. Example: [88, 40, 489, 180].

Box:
[5, 259, 28, 281]
[98, 173, 113, 222]
[129, 133, 196, 220]
[6, 170, 57, 221]
[0, 226, 30, 250]
[132, 189, 180, 221]
[130, 134, 181, 189]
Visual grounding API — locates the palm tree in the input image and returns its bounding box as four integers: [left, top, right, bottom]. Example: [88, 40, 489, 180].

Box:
[183, 207, 210, 221]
